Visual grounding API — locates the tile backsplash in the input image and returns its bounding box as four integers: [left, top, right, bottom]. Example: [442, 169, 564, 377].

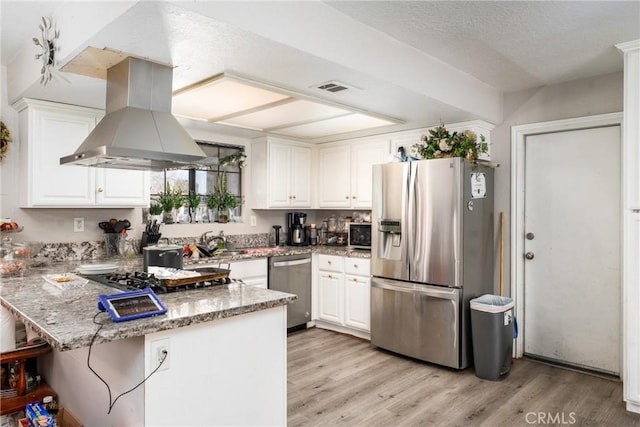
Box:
[30, 233, 270, 263]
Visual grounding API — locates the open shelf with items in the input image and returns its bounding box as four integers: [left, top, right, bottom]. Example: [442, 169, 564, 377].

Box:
[0, 343, 57, 415]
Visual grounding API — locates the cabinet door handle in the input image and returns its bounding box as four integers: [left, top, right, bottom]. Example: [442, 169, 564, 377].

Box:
[345, 196, 349, 199]
[353, 264, 358, 268]
[352, 196, 356, 199]
[292, 195, 296, 199]
[97, 187, 103, 193]
[328, 274, 333, 279]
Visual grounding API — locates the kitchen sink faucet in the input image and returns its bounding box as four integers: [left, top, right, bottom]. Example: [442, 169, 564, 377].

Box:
[201, 230, 226, 250]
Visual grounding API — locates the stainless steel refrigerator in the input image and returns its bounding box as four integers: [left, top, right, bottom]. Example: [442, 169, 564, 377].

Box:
[371, 157, 495, 369]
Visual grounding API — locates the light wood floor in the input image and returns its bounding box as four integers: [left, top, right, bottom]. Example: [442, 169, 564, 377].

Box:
[288, 328, 640, 427]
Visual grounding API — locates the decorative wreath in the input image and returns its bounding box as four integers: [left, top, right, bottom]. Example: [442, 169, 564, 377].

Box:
[413, 124, 487, 162]
[1, 121, 12, 160]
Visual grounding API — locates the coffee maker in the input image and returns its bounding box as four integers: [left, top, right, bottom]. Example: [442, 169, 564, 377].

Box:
[287, 212, 308, 246]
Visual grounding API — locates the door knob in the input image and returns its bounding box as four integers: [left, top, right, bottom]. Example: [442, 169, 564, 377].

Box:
[525, 252, 535, 260]
[526, 232, 535, 240]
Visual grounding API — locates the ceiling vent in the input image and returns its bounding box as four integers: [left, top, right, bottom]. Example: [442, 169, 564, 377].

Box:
[313, 81, 356, 93]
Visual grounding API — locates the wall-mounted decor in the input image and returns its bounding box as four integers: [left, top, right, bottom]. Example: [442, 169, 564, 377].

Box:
[1, 121, 12, 160]
[32, 16, 60, 85]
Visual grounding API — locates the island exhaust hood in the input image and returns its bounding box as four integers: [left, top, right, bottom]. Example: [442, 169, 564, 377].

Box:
[60, 55, 206, 170]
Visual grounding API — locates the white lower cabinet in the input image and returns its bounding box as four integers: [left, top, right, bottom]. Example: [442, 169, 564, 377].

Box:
[318, 268, 344, 324]
[344, 275, 370, 331]
[316, 254, 370, 336]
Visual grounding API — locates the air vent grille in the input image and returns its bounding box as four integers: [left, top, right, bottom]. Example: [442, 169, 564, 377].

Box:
[313, 80, 356, 93]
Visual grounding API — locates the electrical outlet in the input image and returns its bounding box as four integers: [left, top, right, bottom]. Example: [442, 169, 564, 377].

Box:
[150, 339, 170, 372]
[250, 215, 257, 227]
[73, 217, 84, 232]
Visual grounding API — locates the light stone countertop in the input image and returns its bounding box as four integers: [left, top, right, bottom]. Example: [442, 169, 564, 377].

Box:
[0, 245, 369, 352]
[0, 260, 295, 352]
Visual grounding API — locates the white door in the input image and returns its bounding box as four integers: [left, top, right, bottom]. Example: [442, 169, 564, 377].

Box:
[523, 125, 621, 375]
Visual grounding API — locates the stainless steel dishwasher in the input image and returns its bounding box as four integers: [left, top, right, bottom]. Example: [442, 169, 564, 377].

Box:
[269, 254, 311, 330]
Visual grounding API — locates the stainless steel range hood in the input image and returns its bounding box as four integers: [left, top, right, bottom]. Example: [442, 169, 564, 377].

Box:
[60, 56, 206, 170]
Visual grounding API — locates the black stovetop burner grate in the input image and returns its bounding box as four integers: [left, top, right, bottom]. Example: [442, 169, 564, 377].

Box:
[82, 271, 230, 294]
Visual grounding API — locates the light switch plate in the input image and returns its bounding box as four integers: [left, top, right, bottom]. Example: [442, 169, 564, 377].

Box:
[73, 217, 84, 232]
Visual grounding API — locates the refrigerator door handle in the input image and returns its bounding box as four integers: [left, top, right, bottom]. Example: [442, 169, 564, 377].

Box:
[371, 278, 459, 300]
[407, 162, 416, 273]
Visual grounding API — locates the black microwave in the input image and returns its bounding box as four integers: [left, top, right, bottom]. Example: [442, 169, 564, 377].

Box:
[348, 223, 371, 249]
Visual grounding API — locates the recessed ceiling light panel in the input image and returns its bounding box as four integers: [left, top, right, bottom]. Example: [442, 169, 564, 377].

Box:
[173, 78, 290, 120]
[274, 113, 396, 139]
[220, 100, 350, 130]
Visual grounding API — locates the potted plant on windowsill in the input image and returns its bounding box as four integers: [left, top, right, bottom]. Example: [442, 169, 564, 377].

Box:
[185, 192, 202, 223]
[158, 190, 175, 224]
[158, 185, 184, 224]
[149, 202, 163, 224]
[208, 172, 240, 223]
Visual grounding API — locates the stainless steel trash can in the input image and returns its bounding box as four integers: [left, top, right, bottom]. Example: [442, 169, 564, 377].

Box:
[470, 294, 514, 381]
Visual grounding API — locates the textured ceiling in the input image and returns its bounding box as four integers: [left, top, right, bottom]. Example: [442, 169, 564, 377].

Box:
[325, 1, 640, 92]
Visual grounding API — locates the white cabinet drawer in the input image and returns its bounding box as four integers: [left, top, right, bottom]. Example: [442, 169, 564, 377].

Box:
[344, 258, 370, 276]
[228, 258, 268, 280]
[318, 255, 344, 272]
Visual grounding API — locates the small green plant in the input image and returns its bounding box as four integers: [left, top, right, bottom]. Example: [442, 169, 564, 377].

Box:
[208, 172, 241, 223]
[171, 189, 185, 210]
[208, 172, 240, 211]
[185, 192, 202, 223]
[149, 202, 163, 215]
[186, 192, 201, 208]
[157, 184, 184, 223]
[157, 190, 175, 214]
[218, 149, 246, 169]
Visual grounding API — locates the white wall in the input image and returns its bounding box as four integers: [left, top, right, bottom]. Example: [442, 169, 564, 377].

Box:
[491, 71, 624, 294]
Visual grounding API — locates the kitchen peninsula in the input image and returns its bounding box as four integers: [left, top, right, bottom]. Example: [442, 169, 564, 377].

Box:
[0, 262, 296, 426]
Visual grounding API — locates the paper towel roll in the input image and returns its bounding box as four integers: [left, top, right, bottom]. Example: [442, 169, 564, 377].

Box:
[0, 306, 16, 352]
[26, 324, 39, 343]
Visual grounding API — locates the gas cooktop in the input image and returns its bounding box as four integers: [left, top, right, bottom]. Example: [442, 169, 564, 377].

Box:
[81, 271, 232, 294]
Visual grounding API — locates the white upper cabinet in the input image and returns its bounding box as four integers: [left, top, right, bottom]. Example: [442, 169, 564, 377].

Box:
[318, 139, 389, 209]
[317, 145, 350, 207]
[14, 99, 149, 208]
[251, 137, 312, 209]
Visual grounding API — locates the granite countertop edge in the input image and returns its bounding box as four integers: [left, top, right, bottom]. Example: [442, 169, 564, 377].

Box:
[0, 244, 366, 352]
[1, 279, 297, 353]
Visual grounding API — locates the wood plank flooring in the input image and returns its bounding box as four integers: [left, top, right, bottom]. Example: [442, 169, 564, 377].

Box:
[288, 328, 640, 427]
